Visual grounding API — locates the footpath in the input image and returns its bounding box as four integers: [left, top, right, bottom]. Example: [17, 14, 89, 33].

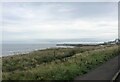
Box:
[74, 55, 120, 81]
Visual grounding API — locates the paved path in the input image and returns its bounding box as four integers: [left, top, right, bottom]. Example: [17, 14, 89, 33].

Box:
[74, 55, 120, 80]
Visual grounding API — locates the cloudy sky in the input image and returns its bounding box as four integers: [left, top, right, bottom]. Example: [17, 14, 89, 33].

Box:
[2, 2, 118, 43]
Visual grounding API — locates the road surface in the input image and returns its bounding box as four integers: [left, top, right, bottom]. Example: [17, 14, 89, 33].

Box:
[74, 55, 120, 80]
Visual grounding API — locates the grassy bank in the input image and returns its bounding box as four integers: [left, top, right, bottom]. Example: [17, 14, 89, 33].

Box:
[2, 45, 120, 80]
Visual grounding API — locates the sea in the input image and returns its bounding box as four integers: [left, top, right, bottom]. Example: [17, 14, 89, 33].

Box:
[1, 42, 103, 57]
[1, 44, 57, 57]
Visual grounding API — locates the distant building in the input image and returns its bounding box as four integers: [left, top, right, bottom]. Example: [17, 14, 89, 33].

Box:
[115, 39, 120, 43]
[104, 39, 120, 45]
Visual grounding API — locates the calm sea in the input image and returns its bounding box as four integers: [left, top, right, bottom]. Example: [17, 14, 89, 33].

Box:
[2, 44, 56, 56]
[1, 42, 102, 57]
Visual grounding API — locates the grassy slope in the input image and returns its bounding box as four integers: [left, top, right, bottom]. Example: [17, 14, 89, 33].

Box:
[2, 45, 120, 80]
[2, 46, 100, 72]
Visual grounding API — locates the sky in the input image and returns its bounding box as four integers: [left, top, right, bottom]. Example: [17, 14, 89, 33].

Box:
[2, 2, 118, 44]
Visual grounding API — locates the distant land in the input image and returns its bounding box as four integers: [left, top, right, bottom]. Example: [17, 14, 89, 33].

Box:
[57, 38, 120, 47]
[2, 38, 117, 44]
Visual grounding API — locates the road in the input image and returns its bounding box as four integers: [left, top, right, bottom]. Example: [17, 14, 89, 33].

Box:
[74, 55, 120, 80]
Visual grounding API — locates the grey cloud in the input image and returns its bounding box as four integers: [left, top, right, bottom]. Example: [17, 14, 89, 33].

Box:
[2, 2, 118, 43]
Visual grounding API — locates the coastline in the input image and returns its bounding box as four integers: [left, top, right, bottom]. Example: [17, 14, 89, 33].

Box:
[2, 45, 75, 57]
[2, 44, 119, 80]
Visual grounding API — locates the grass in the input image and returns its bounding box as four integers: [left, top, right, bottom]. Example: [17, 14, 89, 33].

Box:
[2, 46, 99, 72]
[2, 44, 120, 80]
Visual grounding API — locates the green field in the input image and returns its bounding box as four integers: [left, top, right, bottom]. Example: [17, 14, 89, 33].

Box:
[2, 44, 120, 80]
